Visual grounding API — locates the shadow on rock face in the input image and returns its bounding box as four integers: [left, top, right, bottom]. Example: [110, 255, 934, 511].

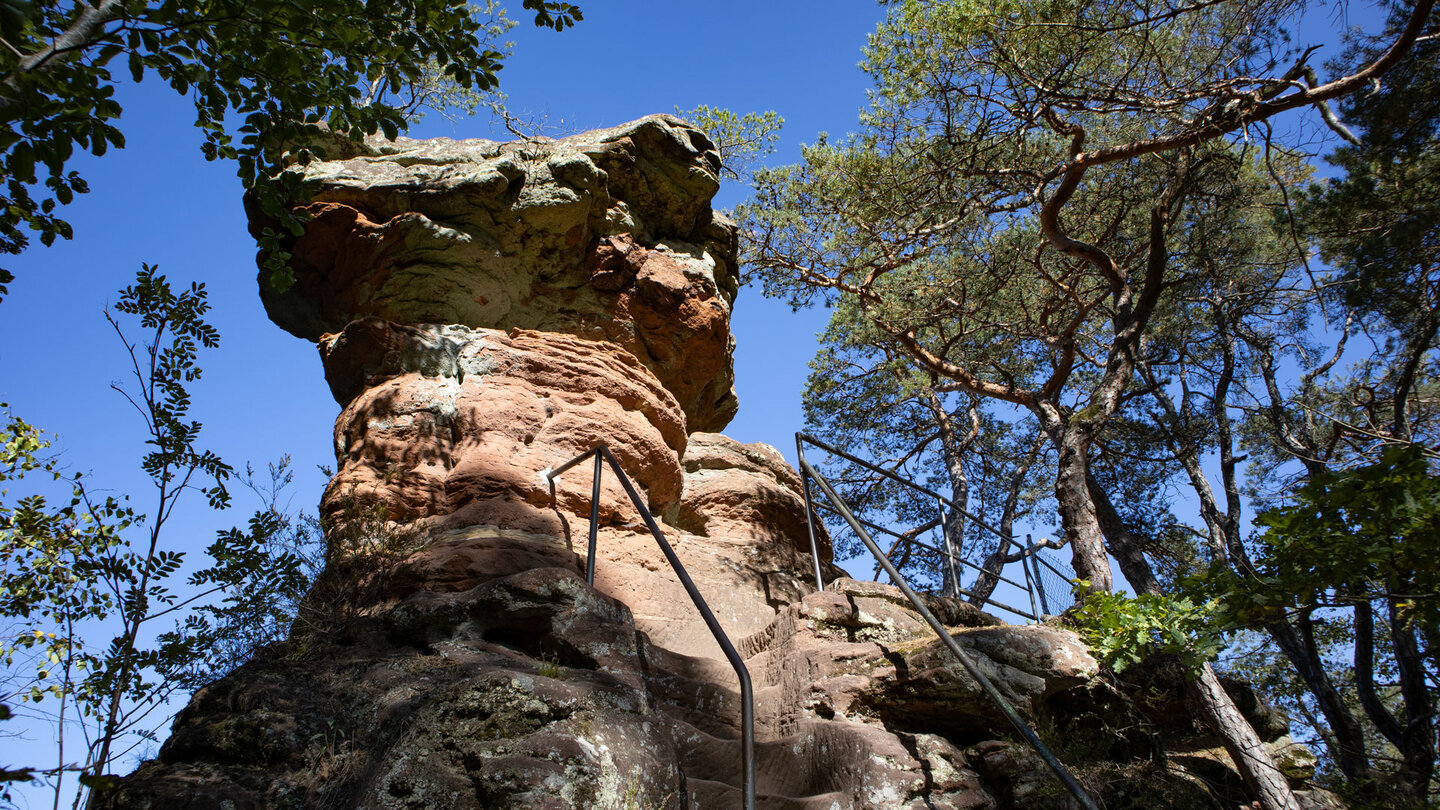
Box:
[99, 116, 1332, 810]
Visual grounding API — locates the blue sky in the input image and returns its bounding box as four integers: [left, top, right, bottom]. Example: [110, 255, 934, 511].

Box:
[0, 2, 886, 551]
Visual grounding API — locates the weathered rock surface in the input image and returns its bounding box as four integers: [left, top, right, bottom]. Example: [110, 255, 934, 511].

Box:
[319, 318, 688, 535]
[677, 432, 821, 554]
[107, 567, 687, 810]
[254, 115, 740, 431]
[100, 559, 1322, 810]
[100, 118, 1327, 810]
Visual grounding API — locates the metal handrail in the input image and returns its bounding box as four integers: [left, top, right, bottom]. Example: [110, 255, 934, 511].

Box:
[798, 432, 1013, 542]
[545, 445, 756, 810]
[811, 500, 1035, 592]
[1032, 544, 1076, 582]
[795, 435, 1099, 810]
[1030, 549, 1052, 616]
[808, 501, 1041, 620]
[796, 432, 1047, 618]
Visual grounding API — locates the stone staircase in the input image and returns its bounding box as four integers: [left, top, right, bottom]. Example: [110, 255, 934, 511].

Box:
[640, 576, 1096, 809]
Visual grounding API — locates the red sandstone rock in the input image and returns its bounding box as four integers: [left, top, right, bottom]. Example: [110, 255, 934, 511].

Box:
[102, 118, 1326, 810]
[254, 115, 740, 432]
[677, 432, 831, 558]
[586, 525, 816, 659]
[103, 540, 1314, 810]
[318, 320, 687, 540]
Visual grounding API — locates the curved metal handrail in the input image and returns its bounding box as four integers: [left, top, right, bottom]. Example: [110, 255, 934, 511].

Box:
[795, 433, 1099, 810]
[545, 445, 756, 810]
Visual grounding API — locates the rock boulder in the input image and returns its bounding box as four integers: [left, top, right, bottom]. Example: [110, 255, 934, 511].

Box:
[318, 319, 688, 538]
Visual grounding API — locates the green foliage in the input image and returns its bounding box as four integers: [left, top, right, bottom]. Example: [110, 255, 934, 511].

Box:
[1302, 5, 1439, 341]
[536, 648, 565, 680]
[0, 414, 124, 800]
[521, 0, 582, 31]
[107, 265, 230, 507]
[1193, 445, 1440, 796]
[744, 8, 1308, 593]
[800, 299, 1055, 595]
[1293, 4, 1440, 456]
[0, 268, 315, 803]
[0, 411, 131, 701]
[743, 0, 1435, 800]
[1210, 444, 1440, 634]
[1072, 582, 1223, 676]
[1219, 625, 1365, 783]
[358, 2, 517, 126]
[1221, 13, 1440, 793]
[0, 0, 582, 293]
[674, 105, 783, 181]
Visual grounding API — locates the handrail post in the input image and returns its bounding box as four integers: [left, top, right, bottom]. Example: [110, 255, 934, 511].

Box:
[1020, 533, 1041, 621]
[797, 432, 1042, 619]
[1030, 543, 1052, 617]
[548, 445, 756, 810]
[586, 450, 602, 586]
[795, 434, 825, 592]
[800, 457, 1099, 810]
[936, 494, 961, 599]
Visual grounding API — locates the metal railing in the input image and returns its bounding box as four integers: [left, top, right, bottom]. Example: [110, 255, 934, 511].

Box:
[795, 433, 1099, 810]
[806, 500, 1045, 621]
[1029, 542, 1079, 617]
[545, 445, 755, 810]
[796, 432, 1061, 619]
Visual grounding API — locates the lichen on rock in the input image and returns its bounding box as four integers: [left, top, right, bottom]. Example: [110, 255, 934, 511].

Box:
[251, 114, 740, 432]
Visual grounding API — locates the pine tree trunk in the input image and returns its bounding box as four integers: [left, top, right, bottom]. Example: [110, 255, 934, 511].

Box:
[940, 466, 967, 598]
[1191, 663, 1300, 810]
[925, 392, 975, 599]
[1052, 424, 1112, 593]
[1081, 447, 1303, 810]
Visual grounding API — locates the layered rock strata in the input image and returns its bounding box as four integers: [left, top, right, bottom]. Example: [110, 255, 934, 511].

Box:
[101, 117, 1328, 810]
[252, 115, 740, 433]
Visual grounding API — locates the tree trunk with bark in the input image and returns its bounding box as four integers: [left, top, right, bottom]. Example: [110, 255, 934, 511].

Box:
[969, 432, 1046, 606]
[1044, 415, 1113, 593]
[924, 393, 977, 599]
[1192, 662, 1302, 810]
[1097, 490, 1301, 810]
[1268, 618, 1374, 782]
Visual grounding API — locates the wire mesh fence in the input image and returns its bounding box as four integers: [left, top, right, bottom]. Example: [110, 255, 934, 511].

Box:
[1027, 544, 1078, 616]
[796, 433, 1084, 622]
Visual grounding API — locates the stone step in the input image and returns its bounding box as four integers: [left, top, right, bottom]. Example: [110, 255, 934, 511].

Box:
[684, 778, 850, 810]
[668, 713, 989, 809]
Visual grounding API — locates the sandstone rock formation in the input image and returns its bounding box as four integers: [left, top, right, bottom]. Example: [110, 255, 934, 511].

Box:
[318, 318, 688, 534]
[251, 116, 740, 432]
[101, 116, 1329, 810]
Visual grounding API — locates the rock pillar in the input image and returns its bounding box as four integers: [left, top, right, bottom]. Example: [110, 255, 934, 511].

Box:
[99, 117, 1314, 810]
